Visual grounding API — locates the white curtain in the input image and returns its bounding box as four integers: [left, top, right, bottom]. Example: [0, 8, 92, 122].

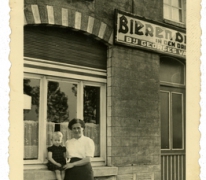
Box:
[24, 121, 100, 159]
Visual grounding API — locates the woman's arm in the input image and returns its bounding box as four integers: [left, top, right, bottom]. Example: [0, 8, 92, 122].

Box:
[48, 152, 61, 167]
[63, 156, 91, 169]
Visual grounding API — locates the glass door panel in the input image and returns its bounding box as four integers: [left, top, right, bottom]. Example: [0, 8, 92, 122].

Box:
[160, 91, 170, 149]
[172, 93, 183, 149]
[160, 58, 185, 85]
[160, 86, 185, 152]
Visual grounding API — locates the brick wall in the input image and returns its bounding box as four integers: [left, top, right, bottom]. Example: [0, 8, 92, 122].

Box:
[133, 0, 163, 22]
[25, 0, 164, 27]
[24, 1, 162, 180]
[108, 46, 161, 180]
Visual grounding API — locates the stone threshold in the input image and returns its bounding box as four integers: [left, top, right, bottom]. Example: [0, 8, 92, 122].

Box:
[24, 166, 118, 179]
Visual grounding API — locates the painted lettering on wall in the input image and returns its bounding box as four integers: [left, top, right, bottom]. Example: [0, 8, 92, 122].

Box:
[115, 11, 186, 58]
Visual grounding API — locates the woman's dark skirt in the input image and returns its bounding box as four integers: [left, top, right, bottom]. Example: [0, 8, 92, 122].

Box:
[64, 157, 94, 180]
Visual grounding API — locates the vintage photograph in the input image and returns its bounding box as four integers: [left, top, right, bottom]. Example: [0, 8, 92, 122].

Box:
[19, 0, 199, 180]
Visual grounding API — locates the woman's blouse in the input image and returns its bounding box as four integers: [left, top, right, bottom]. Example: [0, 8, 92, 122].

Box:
[65, 135, 95, 159]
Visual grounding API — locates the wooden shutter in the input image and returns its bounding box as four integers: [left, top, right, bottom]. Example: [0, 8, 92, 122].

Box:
[24, 25, 107, 70]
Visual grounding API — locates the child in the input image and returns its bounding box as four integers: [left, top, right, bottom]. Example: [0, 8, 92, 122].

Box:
[47, 131, 66, 180]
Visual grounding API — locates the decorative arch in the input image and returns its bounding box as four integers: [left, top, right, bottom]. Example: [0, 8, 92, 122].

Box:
[24, 4, 113, 45]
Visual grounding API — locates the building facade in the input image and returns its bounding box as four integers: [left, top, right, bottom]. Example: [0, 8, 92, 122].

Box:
[23, 0, 186, 180]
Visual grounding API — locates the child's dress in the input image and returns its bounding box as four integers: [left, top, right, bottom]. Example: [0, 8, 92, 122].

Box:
[47, 145, 66, 171]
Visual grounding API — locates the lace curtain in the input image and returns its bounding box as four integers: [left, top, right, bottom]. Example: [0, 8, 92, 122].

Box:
[24, 121, 100, 159]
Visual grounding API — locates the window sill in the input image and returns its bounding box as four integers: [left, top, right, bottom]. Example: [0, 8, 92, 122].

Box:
[24, 166, 118, 179]
[163, 19, 186, 29]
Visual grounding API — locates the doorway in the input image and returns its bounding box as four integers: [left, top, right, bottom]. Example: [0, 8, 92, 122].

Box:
[160, 57, 186, 180]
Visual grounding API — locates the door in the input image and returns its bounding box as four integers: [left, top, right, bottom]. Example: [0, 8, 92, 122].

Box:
[160, 57, 186, 180]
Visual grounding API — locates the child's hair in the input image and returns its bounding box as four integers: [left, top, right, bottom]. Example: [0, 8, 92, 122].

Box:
[52, 131, 63, 139]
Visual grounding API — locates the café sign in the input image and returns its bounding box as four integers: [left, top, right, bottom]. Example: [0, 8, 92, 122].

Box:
[114, 10, 186, 58]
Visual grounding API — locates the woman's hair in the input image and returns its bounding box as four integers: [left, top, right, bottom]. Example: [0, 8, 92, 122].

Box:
[68, 118, 85, 130]
[52, 131, 63, 139]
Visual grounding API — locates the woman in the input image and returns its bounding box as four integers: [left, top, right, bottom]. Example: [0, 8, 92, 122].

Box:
[63, 118, 95, 180]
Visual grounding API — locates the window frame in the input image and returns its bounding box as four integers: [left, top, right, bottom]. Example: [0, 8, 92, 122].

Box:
[160, 57, 186, 154]
[163, 0, 185, 24]
[23, 74, 47, 165]
[160, 89, 185, 151]
[160, 57, 186, 87]
[23, 57, 107, 167]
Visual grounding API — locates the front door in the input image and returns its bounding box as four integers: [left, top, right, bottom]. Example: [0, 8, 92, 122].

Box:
[159, 57, 186, 180]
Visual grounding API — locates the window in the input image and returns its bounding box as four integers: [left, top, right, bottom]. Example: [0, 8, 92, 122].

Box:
[163, 0, 184, 23]
[160, 57, 185, 151]
[24, 77, 41, 160]
[23, 58, 106, 166]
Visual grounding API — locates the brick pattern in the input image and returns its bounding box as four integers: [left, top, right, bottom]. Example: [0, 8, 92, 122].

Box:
[133, 0, 163, 22]
[109, 46, 161, 177]
[24, 170, 56, 180]
[117, 166, 159, 180]
[24, 4, 113, 45]
[107, 47, 113, 166]
[95, 176, 116, 180]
